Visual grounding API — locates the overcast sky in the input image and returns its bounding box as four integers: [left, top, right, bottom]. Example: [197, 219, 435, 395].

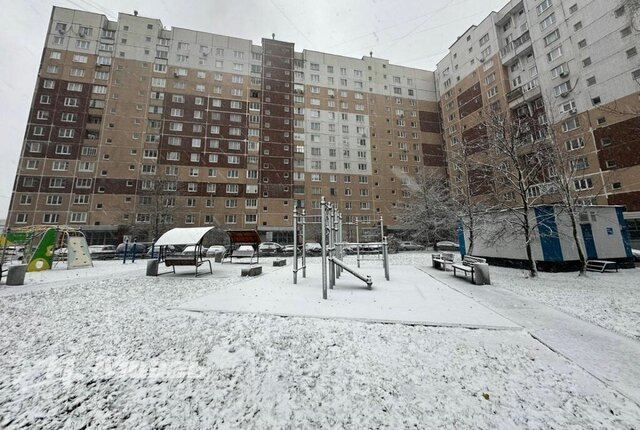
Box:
[0, 0, 506, 221]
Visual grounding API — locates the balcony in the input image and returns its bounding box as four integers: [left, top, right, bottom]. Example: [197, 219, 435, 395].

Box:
[508, 78, 541, 108]
[500, 30, 532, 64]
[506, 86, 523, 103]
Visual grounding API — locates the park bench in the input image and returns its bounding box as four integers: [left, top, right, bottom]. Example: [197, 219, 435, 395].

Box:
[452, 255, 486, 283]
[164, 255, 212, 277]
[273, 259, 286, 267]
[432, 252, 456, 271]
[586, 260, 618, 273]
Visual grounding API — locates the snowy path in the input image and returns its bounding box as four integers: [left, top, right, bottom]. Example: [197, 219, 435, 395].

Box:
[424, 266, 640, 406]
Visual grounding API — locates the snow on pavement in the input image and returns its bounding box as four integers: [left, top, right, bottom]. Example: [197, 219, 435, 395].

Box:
[1, 259, 639, 427]
[488, 265, 640, 341]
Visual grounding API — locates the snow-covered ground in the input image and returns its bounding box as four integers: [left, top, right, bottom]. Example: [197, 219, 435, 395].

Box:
[0, 257, 639, 427]
[488, 264, 640, 341]
[387, 252, 640, 341]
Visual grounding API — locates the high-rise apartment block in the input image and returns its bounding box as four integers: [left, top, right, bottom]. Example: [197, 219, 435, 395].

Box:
[8, 1, 640, 245]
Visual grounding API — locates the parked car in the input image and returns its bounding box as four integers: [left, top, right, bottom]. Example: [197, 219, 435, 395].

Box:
[2, 246, 25, 261]
[434, 241, 460, 252]
[398, 241, 425, 251]
[282, 244, 304, 256]
[632, 248, 640, 262]
[88, 245, 116, 260]
[181, 245, 209, 258]
[206, 245, 229, 258]
[115, 242, 148, 258]
[304, 242, 322, 255]
[53, 247, 67, 260]
[259, 242, 283, 255]
[146, 245, 181, 259]
[359, 243, 382, 254]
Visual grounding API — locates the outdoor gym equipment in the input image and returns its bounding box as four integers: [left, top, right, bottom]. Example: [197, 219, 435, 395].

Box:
[292, 197, 390, 299]
[292, 208, 307, 284]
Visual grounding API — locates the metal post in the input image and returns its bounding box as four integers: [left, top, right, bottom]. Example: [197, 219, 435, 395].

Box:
[321, 197, 327, 300]
[328, 203, 335, 289]
[122, 239, 129, 264]
[336, 212, 342, 278]
[355, 218, 361, 268]
[293, 207, 298, 284]
[302, 209, 306, 278]
[131, 239, 137, 263]
[383, 236, 390, 281]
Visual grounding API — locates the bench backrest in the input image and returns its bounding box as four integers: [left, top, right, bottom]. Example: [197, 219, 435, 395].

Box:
[165, 255, 199, 266]
[442, 252, 456, 262]
[462, 255, 486, 266]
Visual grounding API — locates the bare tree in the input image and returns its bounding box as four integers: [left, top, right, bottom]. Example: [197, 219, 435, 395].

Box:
[133, 169, 179, 242]
[446, 141, 496, 255]
[465, 105, 558, 278]
[396, 168, 459, 246]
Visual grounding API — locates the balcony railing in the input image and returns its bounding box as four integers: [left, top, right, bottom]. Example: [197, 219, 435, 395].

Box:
[507, 86, 523, 102]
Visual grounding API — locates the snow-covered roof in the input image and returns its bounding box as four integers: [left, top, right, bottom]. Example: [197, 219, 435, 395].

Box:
[154, 227, 215, 247]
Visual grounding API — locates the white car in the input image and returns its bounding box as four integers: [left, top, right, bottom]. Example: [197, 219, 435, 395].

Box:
[206, 245, 228, 257]
[181, 245, 208, 257]
[88, 245, 116, 260]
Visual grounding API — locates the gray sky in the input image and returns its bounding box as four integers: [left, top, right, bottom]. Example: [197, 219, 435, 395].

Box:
[0, 0, 506, 220]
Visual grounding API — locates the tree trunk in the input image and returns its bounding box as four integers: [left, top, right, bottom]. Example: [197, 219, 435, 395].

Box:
[522, 209, 538, 278]
[467, 212, 475, 255]
[569, 210, 587, 276]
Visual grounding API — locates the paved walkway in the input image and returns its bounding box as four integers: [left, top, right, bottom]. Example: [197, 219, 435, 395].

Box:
[179, 262, 519, 330]
[422, 266, 640, 406]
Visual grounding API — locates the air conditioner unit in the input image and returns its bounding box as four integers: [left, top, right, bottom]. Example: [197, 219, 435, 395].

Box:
[58, 28, 65, 35]
[174, 72, 180, 78]
[201, 51, 208, 56]
[79, 33, 85, 38]
[560, 91, 570, 98]
[559, 71, 568, 78]
[569, 108, 577, 114]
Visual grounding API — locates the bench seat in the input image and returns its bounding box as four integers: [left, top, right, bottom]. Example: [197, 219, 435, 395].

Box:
[432, 252, 456, 271]
[452, 256, 486, 283]
[164, 256, 212, 277]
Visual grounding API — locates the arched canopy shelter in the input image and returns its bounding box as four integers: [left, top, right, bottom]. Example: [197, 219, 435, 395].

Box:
[155, 227, 216, 276]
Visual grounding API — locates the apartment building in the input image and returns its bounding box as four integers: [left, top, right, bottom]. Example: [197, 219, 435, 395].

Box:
[435, 0, 640, 244]
[7, 7, 443, 244]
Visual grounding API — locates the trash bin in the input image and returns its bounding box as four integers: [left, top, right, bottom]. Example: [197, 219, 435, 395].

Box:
[473, 263, 491, 285]
[6, 265, 27, 286]
[214, 252, 224, 263]
[146, 259, 159, 276]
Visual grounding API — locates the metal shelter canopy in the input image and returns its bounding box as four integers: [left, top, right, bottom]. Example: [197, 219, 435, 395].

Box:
[226, 230, 262, 246]
[154, 227, 216, 247]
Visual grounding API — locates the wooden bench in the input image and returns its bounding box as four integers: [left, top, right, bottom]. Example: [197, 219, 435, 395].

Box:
[452, 256, 486, 283]
[164, 255, 212, 277]
[241, 266, 262, 276]
[432, 252, 456, 271]
[586, 260, 618, 273]
[273, 259, 286, 267]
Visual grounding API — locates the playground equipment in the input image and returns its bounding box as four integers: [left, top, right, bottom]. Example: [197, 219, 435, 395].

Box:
[293, 197, 390, 299]
[292, 208, 307, 284]
[0, 226, 92, 275]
